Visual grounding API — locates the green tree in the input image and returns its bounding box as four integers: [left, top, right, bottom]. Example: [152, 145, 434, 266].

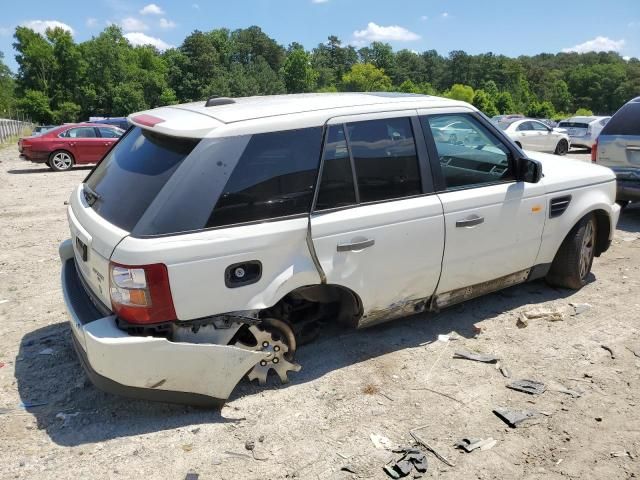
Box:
[17, 89, 53, 123]
[445, 83, 474, 103]
[53, 101, 81, 123]
[526, 100, 555, 118]
[472, 89, 499, 117]
[495, 91, 516, 114]
[575, 107, 593, 116]
[0, 52, 15, 116]
[282, 47, 317, 93]
[340, 63, 392, 92]
[397, 79, 420, 93]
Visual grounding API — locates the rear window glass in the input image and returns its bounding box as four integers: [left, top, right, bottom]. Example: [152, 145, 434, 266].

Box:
[85, 127, 199, 232]
[601, 102, 640, 136]
[558, 122, 589, 128]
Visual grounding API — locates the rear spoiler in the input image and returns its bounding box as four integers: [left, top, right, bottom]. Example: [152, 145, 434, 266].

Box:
[128, 107, 224, 138]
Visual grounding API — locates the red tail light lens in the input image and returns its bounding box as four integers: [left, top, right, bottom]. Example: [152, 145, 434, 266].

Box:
[109, 262, 177, 324]
[591, 139, 598, 163]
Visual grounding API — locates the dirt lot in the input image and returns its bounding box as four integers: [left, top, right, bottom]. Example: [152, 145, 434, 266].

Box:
[0, 145, 638, 480]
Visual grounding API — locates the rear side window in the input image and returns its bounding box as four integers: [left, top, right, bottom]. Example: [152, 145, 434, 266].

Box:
[98, 127, 123, 138]
[86, 127, 199, 232]
[315, 125, 356, 210]
[63, 127, 97, 138]
[348, 117, 421, 203]
[601, 102, 640, 136]
[206, 128, 323, 227]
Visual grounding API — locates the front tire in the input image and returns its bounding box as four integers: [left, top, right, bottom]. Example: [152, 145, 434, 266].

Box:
[49, 150, 74, 171]
[554, 139, 569, 156]
[546, 215, 596, 289]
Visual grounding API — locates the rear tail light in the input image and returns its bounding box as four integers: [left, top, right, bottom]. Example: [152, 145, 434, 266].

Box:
[109, 262, 177, 324]
[591, 138, 598, 163]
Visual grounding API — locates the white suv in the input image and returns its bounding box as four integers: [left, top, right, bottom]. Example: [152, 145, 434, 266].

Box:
[60, 93, 620, 406]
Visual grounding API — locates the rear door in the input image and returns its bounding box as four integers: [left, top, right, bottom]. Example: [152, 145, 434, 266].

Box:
[516, 122, 538, 149]
[64, 126, 104, 163]
[310, 112, 445, 327]
[419, 111, 546, 296]
[598, 101, 640, 170]
[530, 120, 554, 151]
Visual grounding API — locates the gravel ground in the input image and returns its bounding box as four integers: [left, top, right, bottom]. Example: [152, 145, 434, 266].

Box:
[0, 145, 638, 480]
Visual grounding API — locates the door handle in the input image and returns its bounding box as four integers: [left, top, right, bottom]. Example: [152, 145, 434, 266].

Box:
[456, 215, 484, 228]
[337, 238, 375, 252]
[104, 143, 110, 146]
[69, 142, 75, 147]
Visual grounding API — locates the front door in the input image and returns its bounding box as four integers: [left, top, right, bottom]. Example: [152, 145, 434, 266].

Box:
[419, 111, 546, 295]
[310, 114, 445, 327]
[63, 126, 105, 163]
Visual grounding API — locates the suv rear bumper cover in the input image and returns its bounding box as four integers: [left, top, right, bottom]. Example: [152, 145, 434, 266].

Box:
[60, 239, 269, 406]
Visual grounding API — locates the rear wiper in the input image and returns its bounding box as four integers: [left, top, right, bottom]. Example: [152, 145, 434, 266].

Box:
[82, 184, 102, 206]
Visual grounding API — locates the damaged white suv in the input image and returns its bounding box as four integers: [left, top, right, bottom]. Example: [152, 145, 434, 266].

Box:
[60, 93, 620, 406]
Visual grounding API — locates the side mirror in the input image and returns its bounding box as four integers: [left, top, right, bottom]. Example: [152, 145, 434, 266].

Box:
[518, 157, 542, 183]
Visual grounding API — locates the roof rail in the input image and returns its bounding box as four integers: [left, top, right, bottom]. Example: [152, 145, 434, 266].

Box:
[205, 96, 236, 107]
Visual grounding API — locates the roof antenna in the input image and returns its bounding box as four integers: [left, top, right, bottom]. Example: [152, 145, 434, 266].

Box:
[205, 96, 236, 107]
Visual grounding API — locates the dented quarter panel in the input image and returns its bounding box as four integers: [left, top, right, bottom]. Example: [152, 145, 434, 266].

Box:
[111, 217, 321, 320]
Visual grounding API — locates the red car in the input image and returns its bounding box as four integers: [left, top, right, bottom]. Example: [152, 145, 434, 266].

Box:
[18, 123, 125, 171]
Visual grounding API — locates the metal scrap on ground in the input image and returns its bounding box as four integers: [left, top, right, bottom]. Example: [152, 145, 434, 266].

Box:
[455, 437, 497, 453]
[453, 349, 500, 363]
[493, 408, 541, 428]
[506, 379, 546, 395]
[383, 448, 429, 479]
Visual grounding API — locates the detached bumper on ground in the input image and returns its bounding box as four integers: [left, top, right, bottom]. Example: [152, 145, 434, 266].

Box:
[59, 239, 269, 406]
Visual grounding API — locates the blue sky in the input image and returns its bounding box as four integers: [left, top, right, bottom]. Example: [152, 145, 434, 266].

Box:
[0, 0, 638, 72]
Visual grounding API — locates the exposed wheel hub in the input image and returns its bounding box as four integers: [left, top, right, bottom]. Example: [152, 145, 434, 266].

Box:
[235, 323, 301, 385]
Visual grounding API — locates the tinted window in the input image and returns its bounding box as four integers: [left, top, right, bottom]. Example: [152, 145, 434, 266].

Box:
[64, 127, 97, 138]
[86, 127, 199, 232]
[206, 128, 323, 227]
[530, 121, 548, 131]
[601, 102, 640, 136]
[316, 125, 356, 210]
[423, 114, 514, 189]
[347, 117, 421, 203]
[517, 122, 533, 131]
[98, 127, 123, 138]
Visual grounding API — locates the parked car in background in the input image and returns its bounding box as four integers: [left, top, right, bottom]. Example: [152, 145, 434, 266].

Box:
[557, 116, 610, 150]
[491, 114, 525, 123]
[495, 118, 570, 155]
[593, 96, 640, 205]
[537, 118, 558, 128]
[59, 93, 619, 405]
[88, 117, 129, 130]
[32, 125, 57, 135]
[19, 123, 124, 171]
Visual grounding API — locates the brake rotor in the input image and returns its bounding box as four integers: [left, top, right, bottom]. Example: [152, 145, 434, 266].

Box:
[235, 321, 301, 385]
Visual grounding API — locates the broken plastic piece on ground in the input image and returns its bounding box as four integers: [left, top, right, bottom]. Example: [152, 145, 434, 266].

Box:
[409, 428, 455, 467]
[506, 379, 546, 395]
[555, 386, 583, 398]
[384, 448, 428, 479]
[341, 465, 357, 474]
[569, 302, 592, 316]
[521, 308, 565, 322]
[437, 334, 449, 342]
[516, 315, 528, 328]
[455, 437, 497, 452]
[0, 299, 9, 305]
[498, 363, 511, 378]
[600, 344, 615, 359]
[184, 473, 199, 480]
[453, 349, 499, 363]
[370, 433, 394, 450]
[493, 408, 540, 428]
[610, 450, 632, 458]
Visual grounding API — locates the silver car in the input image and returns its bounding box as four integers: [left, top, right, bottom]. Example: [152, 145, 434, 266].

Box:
[594, 97, 640, 204]
[495, 118, 571, 155]
[558, 116, 610, 150]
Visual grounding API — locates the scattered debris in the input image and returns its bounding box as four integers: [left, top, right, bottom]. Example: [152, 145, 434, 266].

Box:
[569, 303, 592, 316]
[410, 386, 463, 404]
[181, 444, 194, 452]
[516, 316, 528, 328]
[626, 346, 640, 358]
[0, 299, 9, 305]
[38, 348, 54, 355]
[600, 345, 615, 359]
[521, 308, 565, 323]
[190, 427, 200, 434]
[252, 449, 269, 461]
[55, 412, 80, 427]
[610, 450, 633, 459]
[437, 334, 450, 343]
[379, 391, 394, 402]
[455, 437, 497, 452]
[453, 349, 499, 364]
[370, 433, 394, 450]
[506, 379, 546, 395]
[554, 386, 583, 398]
[383, 448, 428, 479]
[245, 439, 255, 451]
[341, 465, 357, 474]
[472, 324, 485, 335]
[595, 417, 603, 422]
[409, 427, 455, 467]
[184, 473, 199, 480]
[362, 383, 380, 395]
[223, 451, 252, 459]
[493, 408, 540, 428]
[498, 364, 511, 378]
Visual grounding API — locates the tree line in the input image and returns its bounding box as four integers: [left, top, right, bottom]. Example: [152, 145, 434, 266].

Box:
[0, 24, 638, 124]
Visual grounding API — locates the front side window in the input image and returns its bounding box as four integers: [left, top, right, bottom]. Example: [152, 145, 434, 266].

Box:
[206, 128, 323, 227]
[530, 121, 548, 131]
[348, 117, 421, 203]
[423, 114, 514, 190]
[98, 127, 123, 138]
[517, 122, 533, 132]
